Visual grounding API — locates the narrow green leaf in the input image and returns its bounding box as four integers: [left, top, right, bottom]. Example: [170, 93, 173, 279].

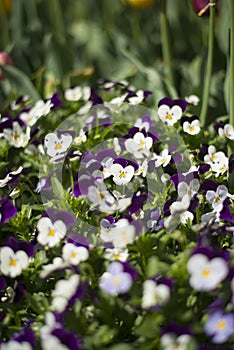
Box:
[1, 65, 40, 99]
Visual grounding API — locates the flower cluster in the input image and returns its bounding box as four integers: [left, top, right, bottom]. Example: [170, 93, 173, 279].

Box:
[1, 80, 234, 349]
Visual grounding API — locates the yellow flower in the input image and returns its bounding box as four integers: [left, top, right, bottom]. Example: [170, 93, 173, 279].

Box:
[125, 0, 156, 10]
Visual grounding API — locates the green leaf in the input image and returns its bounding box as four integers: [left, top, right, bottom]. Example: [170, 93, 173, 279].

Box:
[134, 314, 162, 338]
[109, 345, 134, 350]
[51, 176, 65, 200]
[1, 66, 40, 100]
[146, 256, 169, 278]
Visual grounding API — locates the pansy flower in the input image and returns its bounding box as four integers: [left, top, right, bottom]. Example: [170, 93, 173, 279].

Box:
[183, 119, 201, 135]
[104, 247, 129, 262]
[51, 274, 80, 313]
[206, 185, 228, 212]
[125, 131, 153, 159]
[0, 196, 17, 223]
[158, 97, 186, 126]
[204, 310, 234, 344]
[44, 131, 73, 162]
[31, 99, 53, 118]
[218, 123, 234, 140]
[185, 94, 200, 105]
[142, 279, 170, 309]
[154, 148, 171, 167]
[160, 333, 193, 350]
[65, 86, 90, 102]
[100, 217, 135, 248]
[0, 246, 29, 278]
[110, 160, 135, 186]
[62, 243, 89, 266]
[187, 253, 228, 291]
[99, 261, 133, 296]
[177, 178, 200, 199]
[37, 217, 67, 247]
[3, 121, 30, 148]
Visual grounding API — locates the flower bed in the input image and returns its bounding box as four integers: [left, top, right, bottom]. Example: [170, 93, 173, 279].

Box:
[0, 79, 234, 349]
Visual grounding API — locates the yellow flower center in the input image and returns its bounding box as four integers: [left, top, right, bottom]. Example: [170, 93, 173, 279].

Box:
[113, 277, 120, 285]
[189, 126, 195, 132]
[215, 195, 220, 203]
[202, 268, 211, 277]
[71, 252, 77, 258]
[166, 114, 173, 120]
[13, 133, 19, 140]
[217, 319, 227, 330]
[114, 253, 121, 260]
[55, 143, 62, 150]
[10, 258, 17, 266]
[119, 171, 126, 178]
[140, 141, 145, 147]
[99, 192, 105, 199]
[211, 155, 216, 161]
[48, 229, 55, 236]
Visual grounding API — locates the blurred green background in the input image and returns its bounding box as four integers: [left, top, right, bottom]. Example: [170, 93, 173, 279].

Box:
[0, 0, 230, 120]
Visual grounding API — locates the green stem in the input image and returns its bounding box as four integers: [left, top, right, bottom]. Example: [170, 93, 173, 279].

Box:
[200, 0, 215, 127]
[160, 0, 175, 88]
[228, 0, 234, 189]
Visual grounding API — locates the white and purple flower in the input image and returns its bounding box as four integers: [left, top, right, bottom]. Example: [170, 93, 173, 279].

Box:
[204, 310, 234, 343]
[187, 253, 228, 291]
[99, 261, 133, 296]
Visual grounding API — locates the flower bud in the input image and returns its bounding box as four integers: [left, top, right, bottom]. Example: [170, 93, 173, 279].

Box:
[0, 51, 13, 80]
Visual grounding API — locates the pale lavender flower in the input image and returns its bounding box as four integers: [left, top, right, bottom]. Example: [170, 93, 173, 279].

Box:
[99, 261, 133, 296]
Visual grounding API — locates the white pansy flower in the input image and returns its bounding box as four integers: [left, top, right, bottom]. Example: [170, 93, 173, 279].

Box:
[154, 149, 171, 168]
[41, 335, 69, 350]
[100, 218, 135, 248]
[177, 179, 200, 199]
[134, 117, 150, 132]
[110, 163, 135, 186]
[73, 129, 86, 145]
[206, 185, 228, 212]
[142, 280, 170, 309]
[0, 247, 29, 278]
[161, 333, 192, 350]
[51, 274, 80, 313]
[37, 217, 67, 247]
[187, 254, 228, 291]
[62, 243, 89, 265]
[183, 120, 200, 135]
[218, 124, 234, 140]
[125, 132, 153, 159]
[65, 86, 90, 102]
[185, 94, 200, 105]
[204, 146, 228, 176]
[104, 248, 129, 262]
[44, 132, 73, 158]
[128, 90, 144, 105]
[111, 219, 136, 248]
[19, 110, 39, 126]
[30, 100, 53, 118]
[3, 122, 30, 148]
[0, 341, 33, 350]
[179, 210, 194, 224]
[135, 159, 148, 177]
[158, 104, 182, 126]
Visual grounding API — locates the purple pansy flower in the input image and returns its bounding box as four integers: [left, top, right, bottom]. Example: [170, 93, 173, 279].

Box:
[0, 196, 17, 223]
[204, 310, 234, 343]
[99, 261, 133, 296]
